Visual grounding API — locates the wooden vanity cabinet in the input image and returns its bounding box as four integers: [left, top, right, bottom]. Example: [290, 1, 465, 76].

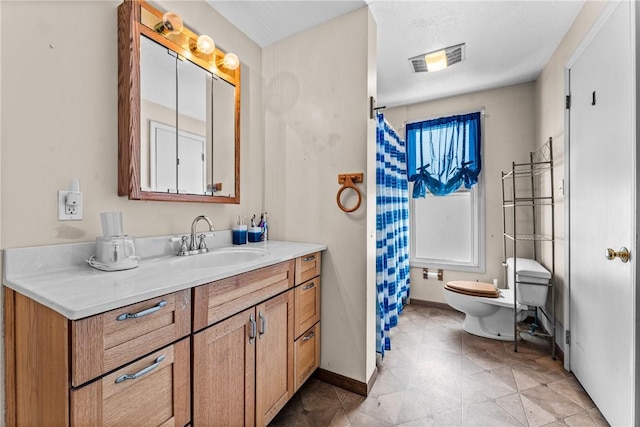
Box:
[293, 253, 322, 394]
[4, 288, 192, 427]
[5, 252, 321, 427]
[192, 262, 295, 427]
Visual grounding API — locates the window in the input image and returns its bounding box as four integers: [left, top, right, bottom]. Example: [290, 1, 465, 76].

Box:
[406, 112, 485, 272]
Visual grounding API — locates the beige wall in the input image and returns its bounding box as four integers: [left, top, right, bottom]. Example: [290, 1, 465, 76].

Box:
[384, 82, 537, 303]
[534, 0, 608, 348]
[263, 7, 375, 383]
[0, 1, 4, 423]
[0, 0, 262, 419]
[0, 1, 263, 249]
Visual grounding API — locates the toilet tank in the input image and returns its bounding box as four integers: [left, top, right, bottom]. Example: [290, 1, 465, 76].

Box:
[506, 258, 551, 307]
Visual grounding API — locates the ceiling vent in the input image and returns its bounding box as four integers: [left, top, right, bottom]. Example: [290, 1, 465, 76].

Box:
[409, 43, 466, 73]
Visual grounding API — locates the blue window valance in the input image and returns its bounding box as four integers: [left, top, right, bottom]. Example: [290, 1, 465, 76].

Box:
[406, 112, 482, 197]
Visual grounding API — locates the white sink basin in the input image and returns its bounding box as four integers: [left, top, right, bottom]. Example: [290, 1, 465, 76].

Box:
[189, 247, 268, 269]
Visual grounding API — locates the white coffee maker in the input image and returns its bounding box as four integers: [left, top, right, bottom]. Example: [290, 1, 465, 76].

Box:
[87, 212, 139, 271]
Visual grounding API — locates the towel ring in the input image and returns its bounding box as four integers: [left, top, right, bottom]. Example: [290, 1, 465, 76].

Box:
[336, 173, 363, 213]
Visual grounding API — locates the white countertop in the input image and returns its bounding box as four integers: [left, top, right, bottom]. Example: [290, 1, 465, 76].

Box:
[4, 235, 326, 320]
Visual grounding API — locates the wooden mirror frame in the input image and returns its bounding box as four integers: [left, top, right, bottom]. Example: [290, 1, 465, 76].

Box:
[117, 0, 241, 203]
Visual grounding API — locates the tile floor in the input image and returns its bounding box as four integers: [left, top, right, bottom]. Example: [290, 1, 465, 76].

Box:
[269, 304, 609, 427]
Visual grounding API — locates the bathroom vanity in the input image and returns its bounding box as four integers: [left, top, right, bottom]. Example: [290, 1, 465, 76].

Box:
[3, 236, 324, 426]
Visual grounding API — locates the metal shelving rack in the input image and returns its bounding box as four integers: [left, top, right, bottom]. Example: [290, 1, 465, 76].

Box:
[501, 137, 555, 358]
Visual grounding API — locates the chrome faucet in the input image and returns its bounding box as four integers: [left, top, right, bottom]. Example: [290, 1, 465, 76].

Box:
[190, 215, 214, 253]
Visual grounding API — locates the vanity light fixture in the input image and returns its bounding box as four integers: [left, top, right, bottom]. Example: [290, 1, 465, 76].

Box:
[196, 34, 215, 55]
[153, 11, 183, 35]
[220, 52, 240, 71]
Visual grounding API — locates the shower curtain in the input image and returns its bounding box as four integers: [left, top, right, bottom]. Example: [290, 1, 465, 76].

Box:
[376, 113, 410, 356]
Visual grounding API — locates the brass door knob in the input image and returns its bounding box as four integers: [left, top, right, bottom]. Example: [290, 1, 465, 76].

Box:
[605, 247, 630, 263]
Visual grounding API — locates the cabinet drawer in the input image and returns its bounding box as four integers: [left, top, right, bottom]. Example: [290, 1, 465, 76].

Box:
[71, 338, 191, 427]
[294, 323, 320, 392]
[294, 278, 320, 339]
[193, 260, 295, 331]
[295, 252, 321, 285]
[71, 289, 191, 387]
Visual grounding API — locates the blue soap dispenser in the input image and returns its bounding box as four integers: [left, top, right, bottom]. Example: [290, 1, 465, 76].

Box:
[248, 214, 262, 243]
[232, 216, 247, 245]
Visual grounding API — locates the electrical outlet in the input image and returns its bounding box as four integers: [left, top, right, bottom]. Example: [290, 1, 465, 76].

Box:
[58, 190, 83, 221]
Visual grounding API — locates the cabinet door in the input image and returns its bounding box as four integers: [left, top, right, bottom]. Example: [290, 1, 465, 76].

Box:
[255, 290, 294, 426]
[193, 307, 256, 427]
[70, 338, 190, 427]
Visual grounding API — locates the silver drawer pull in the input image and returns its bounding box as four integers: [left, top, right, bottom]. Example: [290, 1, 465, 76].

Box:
[302, 282, 316, 291]
[249, 313, 256, 344]
[303, 255, 315, 262]
[117, 300, 167, 321]
[259, 311, 266, 338]
[302, 331, 315, 341]
[115, 355, 165, 384]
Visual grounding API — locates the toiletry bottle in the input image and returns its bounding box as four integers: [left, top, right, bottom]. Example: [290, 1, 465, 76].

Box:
[261, 212, 268, 241]
[249, 215, 262, 242]
[232, 216, 247, 245]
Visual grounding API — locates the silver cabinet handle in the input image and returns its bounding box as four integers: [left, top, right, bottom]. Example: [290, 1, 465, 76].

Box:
[115, 355, 165, 384]
[259, 311, 266, 338]
[302, 331, 315, 341]
[302, 282, 316, 291]
[117, 300, 167, 321]
[303, 255, 315, 262]
[249, 313, 256, 344]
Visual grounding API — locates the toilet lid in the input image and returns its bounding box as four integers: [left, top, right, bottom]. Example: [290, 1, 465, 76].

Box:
[445, 281, 500, 298]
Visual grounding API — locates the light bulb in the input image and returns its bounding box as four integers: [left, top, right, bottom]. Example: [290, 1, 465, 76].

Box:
[424, 50, 447, 72]
[222, 53, 240, 70]
[196, 35, 215, 55]
[155, 11, 183, 35]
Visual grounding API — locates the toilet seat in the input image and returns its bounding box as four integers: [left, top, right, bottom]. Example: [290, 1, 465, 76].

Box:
[444, 281, 500, 298]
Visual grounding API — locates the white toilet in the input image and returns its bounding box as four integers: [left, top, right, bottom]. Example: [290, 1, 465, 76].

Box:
[443, 280, 528, 341]
[443, 258, 551, 341]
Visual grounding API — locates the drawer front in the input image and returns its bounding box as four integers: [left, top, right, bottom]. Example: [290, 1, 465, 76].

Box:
[295, 252, 321, 285]
[294, 278, 320, 339]
[71, 338, 191, 427]
[294, 322, 320, 392]
[193, 260, 295, 331]
[71, 289, 191, 387]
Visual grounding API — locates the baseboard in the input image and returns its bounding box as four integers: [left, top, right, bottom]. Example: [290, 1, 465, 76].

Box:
[554, 343, 565, 362]
[314, 368, 378, 397]
[409, 298, 458, 312]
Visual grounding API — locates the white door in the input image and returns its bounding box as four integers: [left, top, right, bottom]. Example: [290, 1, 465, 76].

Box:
[568, 2, 635, 425]
[150, 121, 206, 194]
[177, 134, 205, 195]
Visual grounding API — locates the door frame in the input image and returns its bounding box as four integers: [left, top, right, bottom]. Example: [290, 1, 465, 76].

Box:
[563, 0, 638, 418]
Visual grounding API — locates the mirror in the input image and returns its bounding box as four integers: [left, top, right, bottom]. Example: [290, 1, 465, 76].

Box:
[118, 0, 240, 203]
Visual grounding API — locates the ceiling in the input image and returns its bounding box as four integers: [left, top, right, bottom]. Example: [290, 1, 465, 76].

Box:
[206, 1, 585, 108]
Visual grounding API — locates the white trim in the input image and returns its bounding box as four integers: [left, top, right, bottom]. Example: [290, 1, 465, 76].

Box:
[563, 65, 572, 372]
[631, 2, 638, 422]
[149, 120, 206, 193]
[566, 1, 622, 69]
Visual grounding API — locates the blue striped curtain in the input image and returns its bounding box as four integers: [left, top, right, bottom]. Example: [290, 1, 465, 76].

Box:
[376, 113, 410, 356]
